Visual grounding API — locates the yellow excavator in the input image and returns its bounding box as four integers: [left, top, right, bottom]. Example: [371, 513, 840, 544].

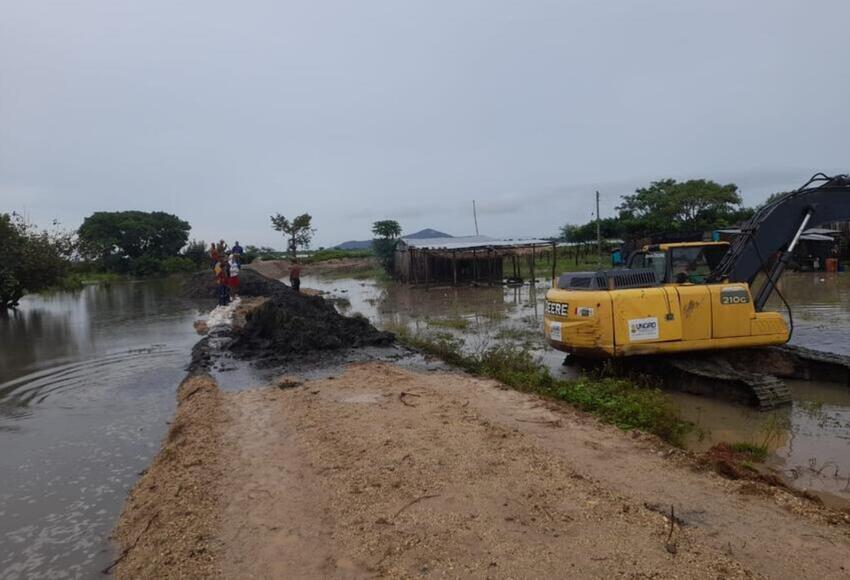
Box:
[544, 173, 850, 358]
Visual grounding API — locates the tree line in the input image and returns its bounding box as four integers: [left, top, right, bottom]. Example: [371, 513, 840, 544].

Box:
[0, 176, 777, 309]
[560, 178, 754, 242]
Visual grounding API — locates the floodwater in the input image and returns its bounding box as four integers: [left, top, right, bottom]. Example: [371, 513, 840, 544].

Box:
[0, 279, 204, 579]
[302, 272, 850, 505]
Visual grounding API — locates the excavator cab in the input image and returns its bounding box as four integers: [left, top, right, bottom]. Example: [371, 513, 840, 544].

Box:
[627, 242, 729, 285]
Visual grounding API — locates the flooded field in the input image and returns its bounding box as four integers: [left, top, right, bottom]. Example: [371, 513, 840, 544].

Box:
[1, 270, 848, 577]
[302, 271, 850, 506]
[0, 280, 204, 579]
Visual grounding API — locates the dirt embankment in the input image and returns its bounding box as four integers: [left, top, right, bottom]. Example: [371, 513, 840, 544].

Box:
[112, 374, 227, 578]
[116, 361, 850, 579]
[246, 257, 378, 280]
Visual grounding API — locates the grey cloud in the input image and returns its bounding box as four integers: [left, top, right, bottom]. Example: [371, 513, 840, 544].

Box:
[2, 0, 848, 247]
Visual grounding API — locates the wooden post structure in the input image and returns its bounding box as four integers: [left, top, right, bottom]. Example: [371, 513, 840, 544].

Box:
[530, 244, 536, 285]
[473, 249, 478, 281]
[488, 248, 493, 286]
[452, 250, 458, 285]
[551, 241, 557, 283]
[413, 250, 419, 285]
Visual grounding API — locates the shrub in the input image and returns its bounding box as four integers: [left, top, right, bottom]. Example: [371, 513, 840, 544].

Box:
[129, 256, 162, 277]
[160, 256, 197, 274]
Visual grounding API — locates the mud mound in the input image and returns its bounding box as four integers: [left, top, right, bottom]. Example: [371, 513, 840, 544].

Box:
[186, 268, 394, 363]
[232, 289, 394, 363]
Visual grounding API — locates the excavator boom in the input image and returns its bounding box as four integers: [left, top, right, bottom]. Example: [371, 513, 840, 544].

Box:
[710, 173, 850, 309]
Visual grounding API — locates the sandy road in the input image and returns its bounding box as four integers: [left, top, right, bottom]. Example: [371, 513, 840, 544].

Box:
[115, 361, 850, 579]
[220, 362, 850, 579]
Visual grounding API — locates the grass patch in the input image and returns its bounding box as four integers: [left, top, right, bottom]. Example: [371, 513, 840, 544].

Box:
[396, 328, 689, 446]
[45, 271, 124, 292]
[427, 316, 471, 330]
[533, 249, 612, 277]
[494, 327, 540, 342]
[304, 248, 374, 263]
[730, 442, 769, 462]
[479, 310, 508, 321]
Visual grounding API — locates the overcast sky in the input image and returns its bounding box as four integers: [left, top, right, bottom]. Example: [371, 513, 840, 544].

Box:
[2, 1, 848, 248]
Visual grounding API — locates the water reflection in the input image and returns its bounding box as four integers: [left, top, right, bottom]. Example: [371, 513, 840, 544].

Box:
[0, 279, 203, 579]
[768, 273, 850, 355]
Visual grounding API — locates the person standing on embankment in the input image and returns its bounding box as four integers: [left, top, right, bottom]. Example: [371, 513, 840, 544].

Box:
[289, 260, 301, 293]
[209, 243, 219, 269]
[215, 257, 231, 305]
[228, 254, 240, 298]
[231, 241, 244, 263]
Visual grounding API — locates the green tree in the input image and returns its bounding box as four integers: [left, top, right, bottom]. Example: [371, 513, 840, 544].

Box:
[270, 213, 315, 258]
[759, 191, 790, 208]
[182, 239, 208, 267]
[617, 179, 746, 237]
[371, 220, 402, 272]
[0, 213, 73, 309]
[77, 211, 191, 273]
[560, 218, 622, 242]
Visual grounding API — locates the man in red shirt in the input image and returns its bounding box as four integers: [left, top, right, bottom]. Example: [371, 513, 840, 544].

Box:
[289, 260, 302, 293]
[215, 258, 230, 305]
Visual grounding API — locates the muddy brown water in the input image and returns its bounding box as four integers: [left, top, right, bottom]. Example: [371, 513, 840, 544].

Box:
[0, 279, 206, 579]
[302, 272, 850, 507]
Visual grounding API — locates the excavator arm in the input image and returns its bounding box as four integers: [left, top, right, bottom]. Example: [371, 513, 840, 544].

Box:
[710, 173, 850, 310]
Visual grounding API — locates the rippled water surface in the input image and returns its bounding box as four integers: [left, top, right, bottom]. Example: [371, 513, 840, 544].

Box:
[0, 280, 203, 579]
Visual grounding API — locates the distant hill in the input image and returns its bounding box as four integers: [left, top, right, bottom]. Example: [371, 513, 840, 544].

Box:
[334, 240, 373, 250]
[403, 228, 452, 239]
[334, 228, 452, 250]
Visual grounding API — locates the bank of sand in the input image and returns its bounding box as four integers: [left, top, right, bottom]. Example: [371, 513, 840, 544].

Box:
[114, 360, 850, 579]
[246, 257, 377, 280]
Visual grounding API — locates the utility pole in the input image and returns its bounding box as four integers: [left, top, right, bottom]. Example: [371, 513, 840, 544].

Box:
[596, 191, 602, 267]
[473, 200, 480, 235]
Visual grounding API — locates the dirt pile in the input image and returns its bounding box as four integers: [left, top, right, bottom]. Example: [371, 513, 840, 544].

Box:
[231, 287, 394, 363]
[185, 268, 394, 364]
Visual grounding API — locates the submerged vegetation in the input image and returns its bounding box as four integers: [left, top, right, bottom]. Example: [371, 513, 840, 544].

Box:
[392, 327, 690, 445]
[426, 316, 471, 330]
[729, 442, 769, 462]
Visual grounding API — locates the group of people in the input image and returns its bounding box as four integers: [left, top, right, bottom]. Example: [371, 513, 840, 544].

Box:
[210, 240, 243, 306]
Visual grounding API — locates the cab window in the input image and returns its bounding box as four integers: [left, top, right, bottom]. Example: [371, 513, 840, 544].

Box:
[629, 251, 667, 283]
[670, 245, 727, 284]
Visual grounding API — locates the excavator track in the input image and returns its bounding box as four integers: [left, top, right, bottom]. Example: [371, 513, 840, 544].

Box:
[662, 354, 791, 409]
[610, 345, 850, 410]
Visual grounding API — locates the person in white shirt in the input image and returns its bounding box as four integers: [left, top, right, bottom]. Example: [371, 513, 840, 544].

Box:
[228, 254, 240, 298]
